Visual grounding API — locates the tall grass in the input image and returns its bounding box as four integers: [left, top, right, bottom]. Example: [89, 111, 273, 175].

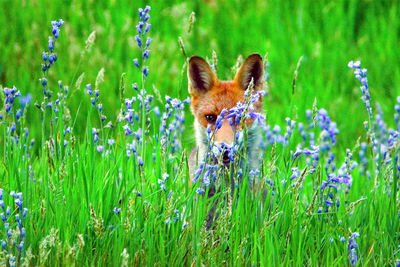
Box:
[0, 1, 399, 266]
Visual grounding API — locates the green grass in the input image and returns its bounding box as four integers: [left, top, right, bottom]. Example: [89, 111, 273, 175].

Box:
[0, 0, 399, 266]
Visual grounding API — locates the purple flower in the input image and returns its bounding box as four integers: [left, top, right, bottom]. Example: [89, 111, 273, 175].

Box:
[96, 145, 104, 152]
[145, 23, 151, 33]
[113, 207, 121, 215]
[138, 157, 144, 166]
[290, 167, 299, 180]
[48, 36, 54, 51]
[108, 139, 115, 146]
[133, 58, 140, 67]
[135, 35, 142, 47]
[145, 37, 152, 47]
[143, 67, 149, 77]
[86, 84, 92, 95]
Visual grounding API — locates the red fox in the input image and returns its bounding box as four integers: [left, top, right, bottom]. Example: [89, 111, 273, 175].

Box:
[187, 54, 265, 186]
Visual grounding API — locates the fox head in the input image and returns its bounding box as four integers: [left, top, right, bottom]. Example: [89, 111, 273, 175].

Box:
[188, 54, 264, 164]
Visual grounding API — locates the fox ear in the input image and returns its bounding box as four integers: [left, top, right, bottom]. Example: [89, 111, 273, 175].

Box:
[235, 54, 264, 90]
[188, 56, 217, 95]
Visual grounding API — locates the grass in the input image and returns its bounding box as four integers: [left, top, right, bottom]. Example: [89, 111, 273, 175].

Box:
[0, 0, 399, 266]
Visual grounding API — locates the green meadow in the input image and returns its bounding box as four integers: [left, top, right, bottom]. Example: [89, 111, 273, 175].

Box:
[0, 0, 399, 266]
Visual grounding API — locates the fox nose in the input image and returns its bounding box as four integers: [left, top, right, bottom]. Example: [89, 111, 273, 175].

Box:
[222, 150, 230, 165]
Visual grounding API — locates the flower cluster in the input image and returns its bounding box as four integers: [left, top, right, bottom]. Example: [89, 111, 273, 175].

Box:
[133, 6, 152, 78]
[348, 61, 400, 180]
[159, 96, 190, 154]
[41, 19, 64, 98]
[0, 189, 28, 263]
[226, 90, 266, 127]
[117, 6, 154, 166]
[157, 173, 169, 192]
[3, 87, 21, 117]
[260, 125, 286, 149]
[348, 61, 371, 119]
[193, 163, 218, 187]
[87, 84, 106, 124]
[348, 232, 360, 266]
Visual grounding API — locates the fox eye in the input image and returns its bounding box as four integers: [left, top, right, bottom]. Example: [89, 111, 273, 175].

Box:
[205, 114, 217, 124]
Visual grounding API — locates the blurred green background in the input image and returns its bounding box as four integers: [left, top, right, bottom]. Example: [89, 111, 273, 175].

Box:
[1, 0, 399, 150]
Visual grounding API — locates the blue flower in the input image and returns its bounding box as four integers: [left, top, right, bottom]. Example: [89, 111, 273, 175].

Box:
[133, 58, 139, 67]
[135, 35, 142, 47]
[145, 23, 151, 33]
[19, 93, 32, 111]
[108, 139, 115, 146]
[48, 36, 54, 51]
[143, 67, 149, 77]
[113, 207, 121, 215]
[145, 37, 152, 47]
[138, 157, 144, 166]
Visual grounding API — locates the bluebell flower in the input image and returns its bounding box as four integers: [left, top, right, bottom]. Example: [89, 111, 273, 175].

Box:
[158, 179, 166, 191]
[22, 208, 28, 218]
[138, 157, 144, 166]
[145, 23, 151, 33]
[16, 109, 22, 120]
[19, 93, 32, 111]
[133, 58, 139, 68]
[348, 60, 372, 118]
[196, 188, 205, 195]
[86, 84, 92, 95]
[113, 207, 121, 215]
[136, 21, 144, 34]
[18, 241, 24, 251]
[48, 36, 54, 51]
[96, 145, 104, 152]
[143, 67, 149, 77]
[290, 167, 299, 180]
[108, 139, 115, 146]
[135, 35, 142, 47]
[348, 231, 360, 266]
[145, 37, 152, 47]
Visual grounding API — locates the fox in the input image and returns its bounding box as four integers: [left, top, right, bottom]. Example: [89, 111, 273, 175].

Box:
[187, 53, 265, 190]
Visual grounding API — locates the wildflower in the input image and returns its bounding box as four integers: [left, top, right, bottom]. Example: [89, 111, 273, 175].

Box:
[108, 139, 115, 146]
[135, 35, 142, 47]
[133, 58, 139, 67]
[293, 145, 319, 159]
[143, 67, 149, 77]
[86, 84, 92, 95]
[348, 232, 360, 266]
[173, 209, 180, 222]
[22, 208, 28, 218]
[290, 167, 299, 180]
[196, 188, 205, 195]
[113, 207, 121, 215]
[158, 179, 166, 191]
[138, 157, 144, 166]
[19, 93, 32, 110]
[145, 37, 152, 47]
[96, 145, 104, 153]
[348, 60, 372, 118]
